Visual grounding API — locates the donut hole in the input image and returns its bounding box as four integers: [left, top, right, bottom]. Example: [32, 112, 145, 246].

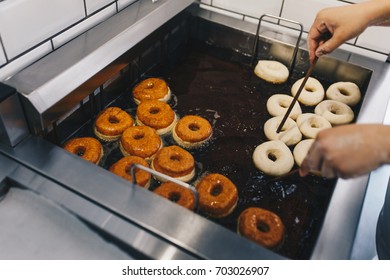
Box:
[188, 123, 200, 131]
[145, 81, 154, 89]
[310, 121, 319, 128]
[170, 154, 182, 162]
[339, 88, 351, 96]
[279, 101, 289, 108]
[75, 146, 86, 157]
[329, 106, 341, 115]
[132, 132, 145, 140]
[210, 184, 223, 196]
[149, 107, 160, 114]
[109, 116, 120, 124]
[256, 221, 270, 233]
[305, 86, 315, 92]
[168, 191, 181, 203]
[267, 152, 277, 162]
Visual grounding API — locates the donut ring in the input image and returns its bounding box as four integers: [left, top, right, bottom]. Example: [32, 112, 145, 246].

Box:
[296, 113, 332, 139]
[252, 140, 294, 176]
[172, 115, 213, 149]
[291, 77, 325, 106]
[136, 100, 177, 135]
[196, 173, 238, 218]
[254, 60, 289, 84]
[132, 77, 171, 104]
[315, 100, 354, 125]
[109, 156, 151, 188]
[237, 207, 284, 249]
[264, 116, 302, 146]
[326, 81, 361, 106]
[63, 137, 103, 164]
[94, 107, 134, 141]
[120, 126, 162, 160]
[266, 94, 302, 120]
[153, 182, 196, 211]
[293, 139, 315, 167]
[151, 145, 195, 182]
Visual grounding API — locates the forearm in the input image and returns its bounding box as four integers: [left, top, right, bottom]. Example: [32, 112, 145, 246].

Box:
[364, 0, 390, 26]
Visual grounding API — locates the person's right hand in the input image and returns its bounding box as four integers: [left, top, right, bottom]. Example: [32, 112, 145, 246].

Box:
[307, 3, 372, 64]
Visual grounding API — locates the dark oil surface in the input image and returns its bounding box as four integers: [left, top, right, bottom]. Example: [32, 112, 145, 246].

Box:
[66, 42, 369, 259]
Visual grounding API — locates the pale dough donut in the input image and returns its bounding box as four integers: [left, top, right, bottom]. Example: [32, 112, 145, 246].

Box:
[252, 140, 294, 176]
[326, 81, 361, 106]
[264, 116, 302, 146]
[296, 113, 332, 139]
[293, 139, 315, 167]
[291, 77, 325, 106]
[254, 60, 289, 84]
[266, 94, 302, 120]
[315, 100, 354, 125]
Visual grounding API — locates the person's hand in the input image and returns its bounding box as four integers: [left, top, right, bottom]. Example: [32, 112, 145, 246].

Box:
[307, 4, 370, 64]
[300, 124, 390, 179]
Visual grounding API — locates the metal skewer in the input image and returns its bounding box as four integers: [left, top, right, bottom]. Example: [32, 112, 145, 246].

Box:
[276, 56, 319, 133]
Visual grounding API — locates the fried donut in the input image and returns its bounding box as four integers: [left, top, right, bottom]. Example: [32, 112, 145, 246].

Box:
[291, 77, 325, 106]
[254, 60, 289, 84]
[293, 139, 315, 167]
[64, 137, 103, 164]
[172, 115, 213, 148]
[151, 145, 195, 182]
[296, 113, 332, 139]
[266, 94, 302, 120]
[315, 100, 354, 125]
[120, 126, 162, 160]
[326, 81, 361, 106]
[237, 207, 284, 249]
[196, 173, 238, 218]
[264, 116, 302, 146]
[252, 140, 294, 176]
[109, 156, 151, 188]
[94, 107, 134, 141]
[153, 182, 195, 210]
[132, 77, 171, 104]
[136, 100, 177, 135]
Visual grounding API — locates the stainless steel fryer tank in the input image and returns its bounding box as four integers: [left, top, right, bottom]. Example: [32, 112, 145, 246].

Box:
[1, 1, 389, 259]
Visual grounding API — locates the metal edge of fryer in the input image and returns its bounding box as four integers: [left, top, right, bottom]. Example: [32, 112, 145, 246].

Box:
[3, 0, 195, 135]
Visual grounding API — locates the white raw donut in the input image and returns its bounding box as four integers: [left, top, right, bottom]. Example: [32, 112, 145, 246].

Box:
[326, 81, 361, 106]
[291, 77, 325, 106]
[266, 94, 302, 120]
[296, 113, 332, 139]
[315, 100, 354, 125]
[254, 60, 289, 84]
[293, 139, 315, 167]
[264, 116, 302, 146]
[253, 140, 294, 176]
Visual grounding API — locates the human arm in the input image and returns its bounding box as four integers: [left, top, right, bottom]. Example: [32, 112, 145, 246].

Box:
[299, 124, 390, 179]
[307, 0, 390, 64]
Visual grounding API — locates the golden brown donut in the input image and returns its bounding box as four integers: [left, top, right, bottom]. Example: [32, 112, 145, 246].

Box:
[136, 100, 177, 135]
[120, 126, 162, 160]
[237, 207, 284, 249]
[151, 145, 195, 182]
[153, 182, 195, 210]
[63, 137, 103, 164]
[109, 156, 151, 188]
[94, 107, 134, 141]
[132, 78, 171, 104]
[172, 115, 213, 148]
[196, 173, 238, 218]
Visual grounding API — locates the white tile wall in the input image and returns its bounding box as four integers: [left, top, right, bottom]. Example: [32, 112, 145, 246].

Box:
[356, 26, 390, 54]
[0, 44, 6, 67]
[52, 3, 117, 49]
[117, 0, 137, 11]
[200, 0, 211, 5]
[0, 0, 85, 60]
[281, 0, 346, 33]
[85, 0, 115, 15]
[0, 42, 52, 81]
[213, 0, 283, 19]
